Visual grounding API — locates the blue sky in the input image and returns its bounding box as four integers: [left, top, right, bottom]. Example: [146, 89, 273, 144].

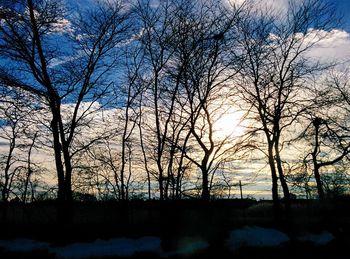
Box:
[333, 0, 350, 31]
[64, 0, 350, 30]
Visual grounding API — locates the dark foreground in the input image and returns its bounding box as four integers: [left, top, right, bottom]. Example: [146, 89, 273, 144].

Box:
[0, 199, 349, 258]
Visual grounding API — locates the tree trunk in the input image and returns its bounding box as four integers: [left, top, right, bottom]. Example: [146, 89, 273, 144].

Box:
[28, 0, 69, 203]
[62, 146, 73, 202]
[2, 139, 14, 202]
[312, 118, 325, 200]
[57, 104, 72, 203]
[158, 169, 164, 201]
[268, 142, 280, 209]
[274, 135, 290, 209]
[120, 116, 128, 201]
[314, 164, 325, 200]
[201, 156, 210, 201]
[201, 169, 210, 201]
[23, 132, 37, 203]
[138, 119, 151, 200]
[51, 117, 65, 202]
[165, 144, 176, 200]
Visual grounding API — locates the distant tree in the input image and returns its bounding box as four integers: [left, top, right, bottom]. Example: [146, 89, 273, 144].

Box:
[0, 88, 35, 202]
[287, 169, 314, 199]
[0, 93, 25, 202]
[322, 165, 350, 199]
[21, 130, 39, 203]
[85, 137, 122, 200]
[72, 191, 97, 202]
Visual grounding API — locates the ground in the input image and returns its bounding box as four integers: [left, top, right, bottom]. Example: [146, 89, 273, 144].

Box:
[0, 199, 349, 258]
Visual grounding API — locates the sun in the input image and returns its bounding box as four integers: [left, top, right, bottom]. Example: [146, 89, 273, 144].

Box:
[214, 110, 245, 138]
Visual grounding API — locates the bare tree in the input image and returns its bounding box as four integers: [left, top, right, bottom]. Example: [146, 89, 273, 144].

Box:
[0, 93, 26, 202]
[298, 70, 350, 199]
[167, 0, 248, 200]
[135, 0, 190, 200]
[135, 0, 245, 200]
[137, 95, 152, 199]
[236, 0, 338, 208]
[306, 117, 350, 199]
[117, 46, 144, 200]
[0, 0, 132, 203]
[21, 130, 38, 203]
[0, 86, 42, 202]
[86, 137, 122, 200]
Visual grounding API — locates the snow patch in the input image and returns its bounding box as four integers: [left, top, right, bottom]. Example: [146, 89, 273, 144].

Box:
[0, 239, 50, 252]
[163, 237, 209, 257]
[52, 236, 161, 259]
[176, 239, 209, 255]
[0, 237, 161, 258]
[297, 231, 334, 246]
[226, 226, 290, 252]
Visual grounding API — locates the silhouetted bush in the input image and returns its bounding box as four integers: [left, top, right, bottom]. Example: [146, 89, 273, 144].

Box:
[72, 192, 97, 202]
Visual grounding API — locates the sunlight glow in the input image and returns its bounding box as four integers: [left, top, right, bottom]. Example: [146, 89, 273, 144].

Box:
[214, 110, 245, 138]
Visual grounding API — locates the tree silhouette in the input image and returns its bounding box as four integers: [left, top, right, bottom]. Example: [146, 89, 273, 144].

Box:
[235, 0, 338, 208]
[0, 0, 131, 203]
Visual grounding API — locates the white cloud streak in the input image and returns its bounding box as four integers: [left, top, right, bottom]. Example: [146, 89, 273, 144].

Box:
[306, 29, 350, 64]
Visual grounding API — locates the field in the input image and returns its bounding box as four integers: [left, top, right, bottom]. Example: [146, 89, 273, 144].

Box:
[0, 199, 349, 258]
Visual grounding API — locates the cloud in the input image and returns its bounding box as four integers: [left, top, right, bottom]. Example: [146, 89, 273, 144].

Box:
[256, 0, 289, 11]
[224, 0, 289, 12]
[306, 29, 350, 64]
[50, 18, 73, 34]
[48, 50, 84, 68]
[22, 7, 73, 34]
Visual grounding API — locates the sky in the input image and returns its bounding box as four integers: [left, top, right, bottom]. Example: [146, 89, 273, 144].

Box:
[78, 0, 350, 199]
[334, 0, 350, 32]
[65, 0, 350, 32]
[53, 0, 350, 66]
[228, 0, 350, 32]
[1, 0, 350, 200]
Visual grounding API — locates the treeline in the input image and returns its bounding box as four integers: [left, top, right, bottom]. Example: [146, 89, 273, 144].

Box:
[0, 0, 349, 208]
